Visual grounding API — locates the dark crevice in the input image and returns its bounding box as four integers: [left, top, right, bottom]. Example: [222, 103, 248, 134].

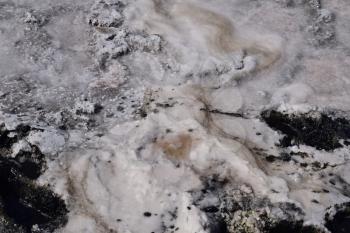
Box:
[200, 108, 246, 119]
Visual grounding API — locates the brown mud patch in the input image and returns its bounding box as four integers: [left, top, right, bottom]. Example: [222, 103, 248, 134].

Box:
[155, 133, 193, 160]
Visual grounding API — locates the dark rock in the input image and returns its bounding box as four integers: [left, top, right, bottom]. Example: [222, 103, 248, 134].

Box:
[325, 202, 350, 233]
[209, 218, 229, 233]
[0, 174, 68, 233]
[0, 125, 68, 233]
[261, 110, 350, 151]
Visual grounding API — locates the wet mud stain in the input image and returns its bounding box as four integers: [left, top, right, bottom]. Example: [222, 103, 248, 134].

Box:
[261, 110, 350, 151]
[0, 124, 68, 233]
[155, 133, 193, 160]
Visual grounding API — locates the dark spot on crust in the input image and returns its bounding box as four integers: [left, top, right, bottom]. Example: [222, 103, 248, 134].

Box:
[93, 103, 104, 114]
[266, 155, 276, 162]
[143, 212, 152, 217]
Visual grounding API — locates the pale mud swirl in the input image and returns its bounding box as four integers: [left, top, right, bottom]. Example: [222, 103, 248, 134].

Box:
[142, 0, 282, 76]
[171, 2, 282, 70]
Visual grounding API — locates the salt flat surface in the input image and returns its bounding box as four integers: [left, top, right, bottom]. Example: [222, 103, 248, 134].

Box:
[0, 0, 350, 232]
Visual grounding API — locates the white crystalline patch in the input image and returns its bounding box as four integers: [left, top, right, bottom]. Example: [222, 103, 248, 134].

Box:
[272, 83, 314, 105]
[27, 129, 65, 155]
[23, 12, 38, 24]
[11, 139, 32, 157]
[317, 9, 333, 23]
[96, 29, 129, 57]
[128, 34, 162, 53]
[89, 4, 123, 27]
[74, 101, 96, 114]
[0, 113, 20, 131]
[208, 87, 243, 113]
[63, 215, 99, 233]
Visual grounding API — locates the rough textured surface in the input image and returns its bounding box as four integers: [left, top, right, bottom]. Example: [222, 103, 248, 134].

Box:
[1, 0, 350, 232]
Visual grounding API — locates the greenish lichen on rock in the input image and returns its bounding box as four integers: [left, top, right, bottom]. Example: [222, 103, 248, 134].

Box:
[191, 176, 324, 233]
